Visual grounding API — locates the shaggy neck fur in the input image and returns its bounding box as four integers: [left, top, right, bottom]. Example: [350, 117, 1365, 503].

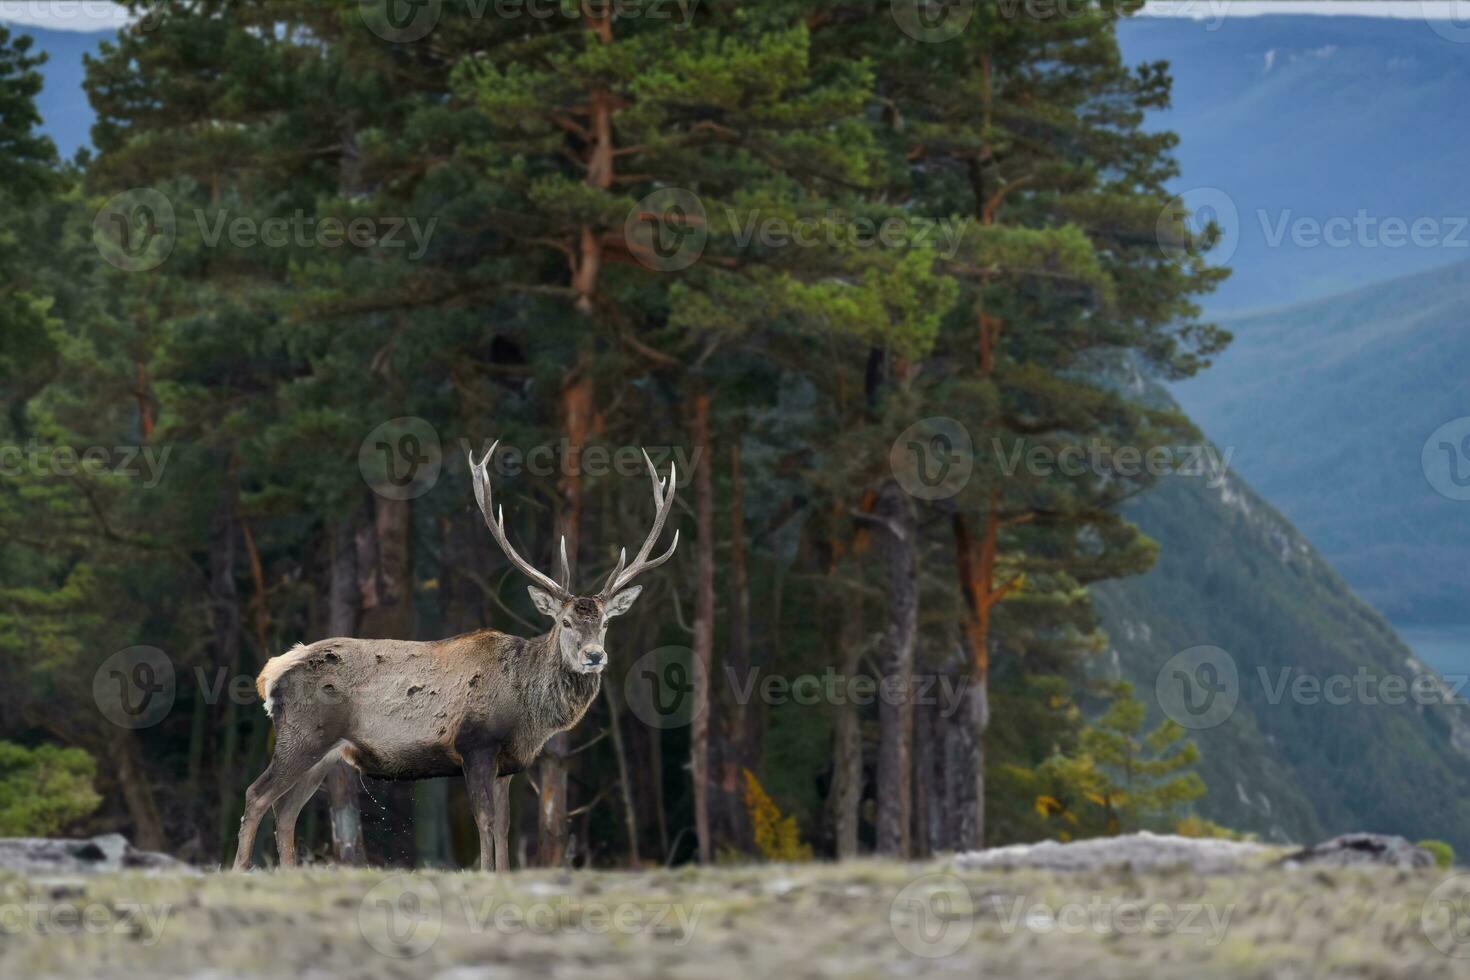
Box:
[521, 627, 602, 735]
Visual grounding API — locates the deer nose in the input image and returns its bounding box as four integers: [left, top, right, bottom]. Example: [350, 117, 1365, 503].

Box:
[584, 648, 605, 665]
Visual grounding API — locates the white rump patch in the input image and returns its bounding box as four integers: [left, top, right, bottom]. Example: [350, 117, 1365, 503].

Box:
[259, 642, 312, 719]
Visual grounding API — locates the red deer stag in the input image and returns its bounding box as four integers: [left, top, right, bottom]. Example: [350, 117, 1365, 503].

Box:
[232, 441, 678, 871]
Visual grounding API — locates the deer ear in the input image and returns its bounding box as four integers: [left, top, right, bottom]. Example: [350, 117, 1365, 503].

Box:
[603, 585, 642, 619]
[527, 586, 562, 618]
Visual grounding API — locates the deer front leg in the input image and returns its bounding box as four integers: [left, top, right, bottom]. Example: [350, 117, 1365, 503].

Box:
[462, 748, 502, 872]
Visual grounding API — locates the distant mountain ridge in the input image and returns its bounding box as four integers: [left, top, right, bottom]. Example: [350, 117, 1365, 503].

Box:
[1172, 258, 1470, 631]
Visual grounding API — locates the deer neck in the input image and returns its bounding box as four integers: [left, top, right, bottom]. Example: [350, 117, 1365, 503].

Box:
[529, 628, 601, 732]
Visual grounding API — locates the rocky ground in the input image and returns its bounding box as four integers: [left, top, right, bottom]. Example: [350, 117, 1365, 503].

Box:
[4, 834, 1470, 978]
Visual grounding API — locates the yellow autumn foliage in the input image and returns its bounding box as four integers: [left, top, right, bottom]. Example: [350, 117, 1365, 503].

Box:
[743, 768, 813, 862]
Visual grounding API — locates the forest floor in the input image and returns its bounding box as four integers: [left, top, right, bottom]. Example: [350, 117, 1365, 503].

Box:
[4, 855, 1470, 978]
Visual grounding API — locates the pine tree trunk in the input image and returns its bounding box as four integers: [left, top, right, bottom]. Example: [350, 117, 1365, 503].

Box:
[711, 441, 751, 852]
[357, 496, 412, 638]
[324, 514, 367, 865]
[953, 510, 1001, 851]
[537, 735, 569, 866]
[828, 601, 864, 859]
[415, 780, 451, 867]
[355, 495, 416, 862]
[689, 392, 714, 864]
[108, 730, 166, 851]
[602, 683, 641, 865]
[549, 0, 615, 861]
[874, 480, 917, 857]
[912, 696, 936, 858]
[538, 374, 594, 867]
[324, 122, 367, 864]
[210, 478, 244, 859]
[966, 675, 988, 848]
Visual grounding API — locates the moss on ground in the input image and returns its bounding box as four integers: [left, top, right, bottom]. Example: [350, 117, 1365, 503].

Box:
[1, 858, 1469, 978]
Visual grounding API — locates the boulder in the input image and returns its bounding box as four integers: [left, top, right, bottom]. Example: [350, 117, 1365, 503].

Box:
[1279, 833, 1436, 869]
[0, 834, 192, 875]
[954, 831, 1272, 873]
[954, 831, 1442, 874]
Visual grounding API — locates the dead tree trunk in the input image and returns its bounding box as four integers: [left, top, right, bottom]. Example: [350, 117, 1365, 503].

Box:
[873, 480, 917, 857]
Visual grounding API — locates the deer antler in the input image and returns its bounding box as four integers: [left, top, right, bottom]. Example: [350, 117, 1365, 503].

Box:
[468, 442, 572, 601]
[601, 449, 680, 598]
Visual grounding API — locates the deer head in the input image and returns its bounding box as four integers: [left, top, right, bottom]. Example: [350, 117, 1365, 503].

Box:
[467, 441, 679, 674]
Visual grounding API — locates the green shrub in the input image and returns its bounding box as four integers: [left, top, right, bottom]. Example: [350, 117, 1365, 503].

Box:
[0, 741, 101, 836]
[1418, 839, 1455, 869]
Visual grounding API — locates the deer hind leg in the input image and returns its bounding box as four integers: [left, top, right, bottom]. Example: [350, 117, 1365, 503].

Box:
[234, 731, 338, 871]
[272, 746, 344, 868]
[492, 775, 511, 872]
[462, 747, 502, 872]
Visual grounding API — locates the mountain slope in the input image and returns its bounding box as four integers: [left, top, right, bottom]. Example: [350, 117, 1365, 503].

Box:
[1094, 435, 1470, 851]
[1171, 258, 1470, 630]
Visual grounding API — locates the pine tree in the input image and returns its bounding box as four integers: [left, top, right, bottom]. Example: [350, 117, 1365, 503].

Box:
[805, 0, 1229, 853]
[0, 23, 58, 399]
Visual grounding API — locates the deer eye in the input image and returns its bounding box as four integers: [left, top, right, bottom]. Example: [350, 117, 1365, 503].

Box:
[562, 619, 573, 628]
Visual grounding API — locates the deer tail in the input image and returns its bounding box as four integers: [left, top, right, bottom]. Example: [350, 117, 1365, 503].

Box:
[257, 642, 312, 719]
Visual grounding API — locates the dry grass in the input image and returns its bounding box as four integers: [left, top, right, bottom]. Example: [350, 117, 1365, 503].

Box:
[2, 858, 1470, 978]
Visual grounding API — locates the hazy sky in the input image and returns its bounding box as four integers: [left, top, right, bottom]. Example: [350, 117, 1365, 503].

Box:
[0, 1, 130, 32]
[3, 0, 1470, 32]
